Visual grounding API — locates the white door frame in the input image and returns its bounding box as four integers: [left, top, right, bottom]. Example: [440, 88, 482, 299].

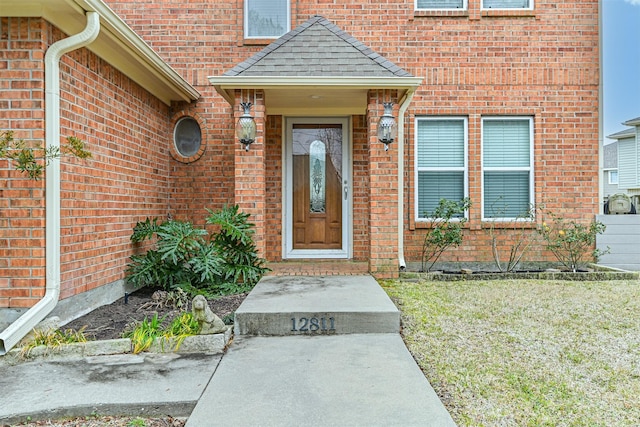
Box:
[283, 117, 352, 259]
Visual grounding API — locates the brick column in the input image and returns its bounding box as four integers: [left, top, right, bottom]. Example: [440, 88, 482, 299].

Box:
[233, 90, 266, 257]
[367, 90, 400, 278]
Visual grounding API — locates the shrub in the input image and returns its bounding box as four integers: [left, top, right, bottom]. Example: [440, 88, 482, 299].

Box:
[421, 198, 471, 272]
[537, 209, 609, 272]
[125, 205, 268, 297]
[1, 130, 90, 180]
[485, 202, 538, 272]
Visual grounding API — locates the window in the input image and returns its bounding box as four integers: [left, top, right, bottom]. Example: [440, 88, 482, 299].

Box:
[244, 0, 290, 39]
[482, 0, 532, 9]
[482, 117, 533, 219]
[173, 116, 203, 160]
[416, 118, 468, 219]
[416, 0, 466, 9]
[609, 170, 619, 185]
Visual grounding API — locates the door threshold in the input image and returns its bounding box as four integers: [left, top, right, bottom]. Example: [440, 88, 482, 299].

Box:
[267, 260, 369, 276]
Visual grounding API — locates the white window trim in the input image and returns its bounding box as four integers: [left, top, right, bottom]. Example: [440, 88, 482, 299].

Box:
[414, 116, 469, 222]
[481, 116, 535, 221]
[608, 169, 619, 185]
[481, 0, 534, 11]
[244, 0, 291, 39]
[415, 0, 468, 11]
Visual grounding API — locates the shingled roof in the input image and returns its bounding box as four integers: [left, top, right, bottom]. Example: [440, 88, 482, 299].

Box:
[224, 15, 413, 78]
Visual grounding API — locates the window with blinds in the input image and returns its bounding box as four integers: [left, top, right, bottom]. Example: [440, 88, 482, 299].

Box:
[245, 0, 290, 38]
[482, 118, 533, 219]
[482, 0, 531, 9]
[415, 118, 468, 219]
[416, 0, 466, 9]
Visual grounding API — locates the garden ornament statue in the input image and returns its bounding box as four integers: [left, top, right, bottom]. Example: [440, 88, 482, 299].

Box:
[192, 295, 227, 334]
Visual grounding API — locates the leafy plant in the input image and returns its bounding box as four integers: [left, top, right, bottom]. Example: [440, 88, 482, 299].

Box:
[127, 418, 147, 427]
[123, 314, 166, 354]
[126, 205, 268, 297]
[486, 200, 539, 272]
[19, 327, 88, 358]
[420, 198, 472, 272]
[1, 130, 90, 180]
[163, 312, 200, 350]
[123, 313, 200, 354]
[537, 208, 609, 272]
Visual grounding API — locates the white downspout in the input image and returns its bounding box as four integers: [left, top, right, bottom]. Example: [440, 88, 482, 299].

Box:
[397, 87, 417, 271]
[0, 12, 100, 355]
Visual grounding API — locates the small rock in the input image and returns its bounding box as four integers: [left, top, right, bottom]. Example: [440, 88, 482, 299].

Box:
[460, 269, 473, 275]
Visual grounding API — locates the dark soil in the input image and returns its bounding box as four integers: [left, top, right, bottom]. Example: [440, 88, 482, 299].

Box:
[64, 287, 246, 341]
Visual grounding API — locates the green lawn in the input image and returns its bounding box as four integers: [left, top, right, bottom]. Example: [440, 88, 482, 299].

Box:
[383, 279, 640, 427]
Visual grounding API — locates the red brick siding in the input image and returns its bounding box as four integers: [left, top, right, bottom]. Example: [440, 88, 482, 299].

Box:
[1, 18, 173, 308]
[0, 17, 47, 308]
[2, 0, 600, 304]
[352, 115, 370, 262]
[106, 0, 599, 269]
[265, 115, 283, 261]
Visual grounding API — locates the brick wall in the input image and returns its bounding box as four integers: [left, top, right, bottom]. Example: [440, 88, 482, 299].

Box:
[1, 17, 173, 308]
[2, 0, 599, 304]
[1, 17, 47, 309]
[106, 0, 599, 268]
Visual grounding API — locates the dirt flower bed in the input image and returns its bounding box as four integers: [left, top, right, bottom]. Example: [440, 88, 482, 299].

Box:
[64, 287, 246, 341]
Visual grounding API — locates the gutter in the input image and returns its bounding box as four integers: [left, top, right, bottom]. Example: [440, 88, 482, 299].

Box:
[0, 11, 100, 355]
[397, 87, 417, 271]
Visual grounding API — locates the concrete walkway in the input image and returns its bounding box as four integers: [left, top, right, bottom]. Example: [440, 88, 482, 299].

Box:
[0, 275, 455, 426]
[187, 275, 455, 426]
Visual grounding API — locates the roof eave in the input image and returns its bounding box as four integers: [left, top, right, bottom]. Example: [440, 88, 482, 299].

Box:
[209, 76, 423, 106]
[4, 0, 199, 105]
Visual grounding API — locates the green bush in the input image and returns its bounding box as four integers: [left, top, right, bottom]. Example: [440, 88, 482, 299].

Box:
[125, 205, 269, 297]
[537, 209, 609, 272]
[421, 198, 471, 272]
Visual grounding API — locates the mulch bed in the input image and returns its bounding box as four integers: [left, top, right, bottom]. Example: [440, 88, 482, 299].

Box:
[63, 287, 246, 341]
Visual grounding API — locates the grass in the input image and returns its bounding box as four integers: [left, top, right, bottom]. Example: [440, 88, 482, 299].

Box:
[382, 279, 640, 427]
[19, 327, 87, 359]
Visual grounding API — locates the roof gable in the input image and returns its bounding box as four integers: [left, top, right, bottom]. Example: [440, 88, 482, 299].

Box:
[225, 16, 413, 78]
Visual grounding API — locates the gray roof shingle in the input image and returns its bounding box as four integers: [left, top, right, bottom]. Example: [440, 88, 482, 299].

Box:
[224, 16, 413, 78]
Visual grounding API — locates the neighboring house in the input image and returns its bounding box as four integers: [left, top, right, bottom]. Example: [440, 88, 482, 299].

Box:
[1, 1, 600, 350]
[607, 118, 640, 209]
[602, 141, 620, 201]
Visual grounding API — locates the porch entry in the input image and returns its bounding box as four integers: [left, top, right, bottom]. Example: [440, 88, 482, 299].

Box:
[285, 117, 351, 259]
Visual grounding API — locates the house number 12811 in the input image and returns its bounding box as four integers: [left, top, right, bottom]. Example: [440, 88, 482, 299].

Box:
[291, 317, 335, 332]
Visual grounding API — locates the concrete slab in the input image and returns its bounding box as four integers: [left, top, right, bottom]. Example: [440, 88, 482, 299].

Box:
[0, 352, 222, 425]
[235, 275, 400, 335]
[186, 334, 456, 427]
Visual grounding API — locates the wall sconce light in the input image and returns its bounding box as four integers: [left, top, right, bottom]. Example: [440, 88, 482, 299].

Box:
[236, 102, 257, 151]
[377, 102, 397, 151]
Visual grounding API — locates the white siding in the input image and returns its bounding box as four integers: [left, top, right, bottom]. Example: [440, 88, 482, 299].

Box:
[597, 215, 640, 271]
[617, 137, 637, 190]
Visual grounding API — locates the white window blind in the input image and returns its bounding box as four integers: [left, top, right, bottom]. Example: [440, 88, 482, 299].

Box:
[416, 118, 467, 219]
[417, 0, 465, 9]
[483, 0, 530, 9]
[245, 0, 289, 38]
[483, 118, 533, 219]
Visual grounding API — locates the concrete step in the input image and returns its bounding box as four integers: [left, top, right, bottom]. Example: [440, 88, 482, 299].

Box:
[234, 275, 400, 336]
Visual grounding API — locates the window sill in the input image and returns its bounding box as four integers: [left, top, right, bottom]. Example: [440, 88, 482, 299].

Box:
[481, 220, 537, 229]
[481, 9, 536, 18]
[413, 10, 469, 18]
[414, 219, 469, 229]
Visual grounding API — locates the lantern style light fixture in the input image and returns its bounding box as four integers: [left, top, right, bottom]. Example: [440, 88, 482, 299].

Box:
[377, 102, 397, 151]
[236, 102, 257, 151]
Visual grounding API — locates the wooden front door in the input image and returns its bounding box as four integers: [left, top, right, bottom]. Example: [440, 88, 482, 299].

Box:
[286, 118, 350, 257]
